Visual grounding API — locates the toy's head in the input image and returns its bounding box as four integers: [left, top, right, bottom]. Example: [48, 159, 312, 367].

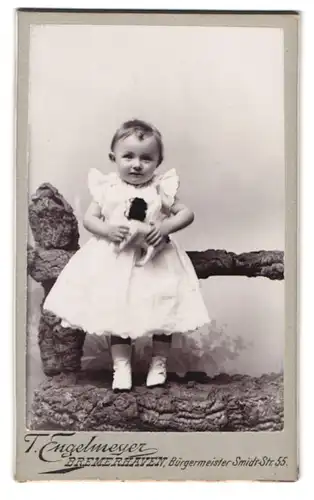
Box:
[126, 197, 148, 222]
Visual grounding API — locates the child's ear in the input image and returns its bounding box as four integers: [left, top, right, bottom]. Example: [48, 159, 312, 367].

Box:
[109, 152, 115, 162]
[157, 155, 163, 167]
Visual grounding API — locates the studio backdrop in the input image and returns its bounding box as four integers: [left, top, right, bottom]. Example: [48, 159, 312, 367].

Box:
[27, 24, 284, 405]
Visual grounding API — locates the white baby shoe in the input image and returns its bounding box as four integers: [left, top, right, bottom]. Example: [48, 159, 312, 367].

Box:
[146, 355, 167, 387]
[111, 343, 132, 391]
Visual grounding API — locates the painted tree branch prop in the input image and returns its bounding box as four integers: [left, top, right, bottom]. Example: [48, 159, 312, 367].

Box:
[28, 184, 85, 375]
[30, 372, 283, 431]
[187, 249, 284, 281]
[27, 183, 284, 431]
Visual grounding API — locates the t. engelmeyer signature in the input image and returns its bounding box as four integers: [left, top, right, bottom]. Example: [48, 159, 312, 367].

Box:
[24, 433, 158, 463]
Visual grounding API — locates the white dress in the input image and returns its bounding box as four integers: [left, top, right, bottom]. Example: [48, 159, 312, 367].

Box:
[43, 168, 210, 343]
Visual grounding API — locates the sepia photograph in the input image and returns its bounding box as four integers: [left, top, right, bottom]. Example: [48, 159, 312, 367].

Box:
[26, 19, 285, 432]
[16, 10, 298, 481]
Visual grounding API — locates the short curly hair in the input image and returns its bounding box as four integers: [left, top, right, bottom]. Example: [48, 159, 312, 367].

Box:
[110, 119, 164, 165]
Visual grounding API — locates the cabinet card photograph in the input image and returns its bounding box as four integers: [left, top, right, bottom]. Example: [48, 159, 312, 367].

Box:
[15, 10, 299, 482]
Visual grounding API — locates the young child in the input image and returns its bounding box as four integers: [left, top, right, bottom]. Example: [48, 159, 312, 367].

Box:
[43, 119, 210, 390]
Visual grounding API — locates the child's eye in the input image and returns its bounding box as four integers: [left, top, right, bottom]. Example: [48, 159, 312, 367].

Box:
[123, 154, 133, 159]
[141, 157, 152, 162]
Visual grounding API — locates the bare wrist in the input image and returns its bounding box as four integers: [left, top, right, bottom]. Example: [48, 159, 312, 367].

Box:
[101, 222, 110, 237]
[160, 221, 170, 237]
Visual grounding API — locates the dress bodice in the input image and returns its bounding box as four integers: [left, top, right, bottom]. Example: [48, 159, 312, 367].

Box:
[88, 168, 179, 225]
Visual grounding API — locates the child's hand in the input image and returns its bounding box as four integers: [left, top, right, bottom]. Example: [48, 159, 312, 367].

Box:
[145, 224, 164, 247]
[106, 224, 129, 243]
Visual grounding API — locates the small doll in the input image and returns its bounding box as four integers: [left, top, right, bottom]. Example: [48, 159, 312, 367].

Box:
[117, 196, 170, 266]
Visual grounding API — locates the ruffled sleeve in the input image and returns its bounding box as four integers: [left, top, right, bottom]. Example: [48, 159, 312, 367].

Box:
[87, 168, 117, 206]
[157, 168, 180, 211]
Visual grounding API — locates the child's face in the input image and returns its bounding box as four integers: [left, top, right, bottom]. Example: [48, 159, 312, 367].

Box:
[111, 134, 160, 185]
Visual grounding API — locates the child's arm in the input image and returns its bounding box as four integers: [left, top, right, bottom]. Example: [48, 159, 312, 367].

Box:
[83, 201, 129, 243]
[146, 199, 194, 246]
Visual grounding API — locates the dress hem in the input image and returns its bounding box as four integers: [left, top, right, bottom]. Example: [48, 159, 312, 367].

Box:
[54, 314, 210, 339]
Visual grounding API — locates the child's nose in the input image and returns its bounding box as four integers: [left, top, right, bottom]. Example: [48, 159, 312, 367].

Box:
[132, 160, 142, 170]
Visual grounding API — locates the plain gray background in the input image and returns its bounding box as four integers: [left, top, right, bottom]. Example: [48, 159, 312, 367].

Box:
[27, 24, 284, 378]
